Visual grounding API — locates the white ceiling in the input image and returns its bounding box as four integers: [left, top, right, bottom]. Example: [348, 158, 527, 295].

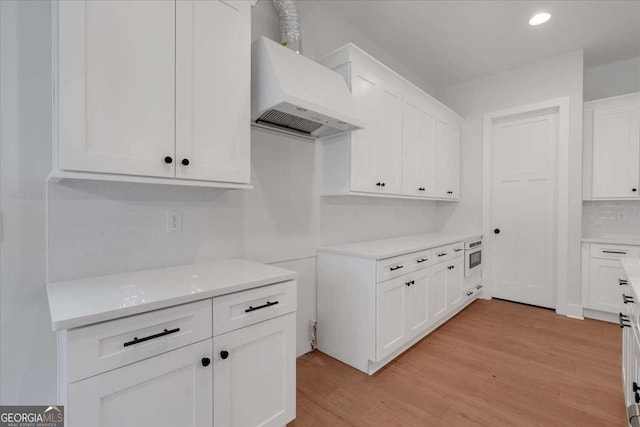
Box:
[320, 0, 640, 88]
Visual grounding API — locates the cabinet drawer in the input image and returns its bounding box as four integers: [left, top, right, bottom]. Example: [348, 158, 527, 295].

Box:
[376, 254, 409, 282]
[591, 244, 640, 260]
[433, 242, 464, 263]
[407, 249, 435, 271]
[212, 280, 296, 336]
[67, 299, 212, 383]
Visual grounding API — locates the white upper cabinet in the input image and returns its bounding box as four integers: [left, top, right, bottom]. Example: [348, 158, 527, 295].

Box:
[55, 0, 251, 188]
[348, 62, 403, 195]
[436, 116, 461, 199]
[175, 0, 250, 183]
[57, 0, 176, 178]
[402, 95, 437, 197]
[584, 93, 640, 200]
[318, 44, 462, 201]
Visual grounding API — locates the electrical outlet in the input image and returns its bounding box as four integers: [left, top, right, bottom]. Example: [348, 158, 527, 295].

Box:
[167, 211, 182, 233]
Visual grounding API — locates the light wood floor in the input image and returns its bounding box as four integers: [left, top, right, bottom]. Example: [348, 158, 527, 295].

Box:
[291, 299, 626, 427]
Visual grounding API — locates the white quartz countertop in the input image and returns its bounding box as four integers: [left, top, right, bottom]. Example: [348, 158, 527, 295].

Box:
[46, 259, 297, 331]
[581, 236, 640, 246]
[622, 258, 640, 298]
[317, 232, 482, 260]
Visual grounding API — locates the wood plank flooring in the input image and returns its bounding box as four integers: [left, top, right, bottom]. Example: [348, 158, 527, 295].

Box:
[291, 299, 626, 427]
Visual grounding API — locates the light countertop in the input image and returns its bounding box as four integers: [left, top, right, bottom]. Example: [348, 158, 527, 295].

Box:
[317, 232, 482, 260]
[46, 259, 297, 331]
[622, 258, 640, 298]
[581, 236, 640, 246]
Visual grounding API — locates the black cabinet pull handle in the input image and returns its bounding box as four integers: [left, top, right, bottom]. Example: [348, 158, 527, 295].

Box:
[164, 156, 173, 164]
[123, 327, 180, 347]
[390, 265, 404, 271]
[620, 279, 629, 286]
[376, 182, 381, 186]
[181, 158, 190, 166]
[220, 351, 229, 360]
[636, 391, 640, 404]
[619, 313, 631, 328]
[634, 382, 639, 393]
[466, 291, 474, 296]
[603, 250, 627, 254]
[416, 258, 428, 263]
[201, 357, 211, 367]
[624, 294, 635, 304]
[418, 187, 425, 191]
[438, 252, 447, 257]
[245, 300, 279, 313]
[454, 248, 463, 252]
[381, 182, 386, 187]
[405, 280, 415, 286]
[633, 188, 637, 192]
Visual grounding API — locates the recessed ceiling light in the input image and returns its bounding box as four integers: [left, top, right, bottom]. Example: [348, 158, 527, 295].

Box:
[529, 12, 551, 26]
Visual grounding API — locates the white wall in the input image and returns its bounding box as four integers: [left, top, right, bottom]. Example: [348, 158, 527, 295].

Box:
[0, 0, 441, 405]
[437, 50, 584, 309]
[584, 56, 640, 101]
[0, 1, 55, 404]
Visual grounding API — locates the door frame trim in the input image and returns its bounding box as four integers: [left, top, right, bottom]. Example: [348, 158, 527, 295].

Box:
[482, 97, 570, 316]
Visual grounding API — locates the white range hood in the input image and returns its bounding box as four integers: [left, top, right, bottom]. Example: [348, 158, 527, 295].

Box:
[251, 36, 363, 140]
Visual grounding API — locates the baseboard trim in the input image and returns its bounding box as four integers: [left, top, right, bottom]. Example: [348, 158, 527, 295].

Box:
[565, 303, 584, 320]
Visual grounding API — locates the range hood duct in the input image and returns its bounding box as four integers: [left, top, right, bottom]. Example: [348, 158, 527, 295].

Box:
[271, 0, 302, 54]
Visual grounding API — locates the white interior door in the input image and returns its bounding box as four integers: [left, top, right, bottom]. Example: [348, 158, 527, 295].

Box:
[58, 0, 175, 177]
[490, 110, 558, 308]
[175, 0, 250, 183]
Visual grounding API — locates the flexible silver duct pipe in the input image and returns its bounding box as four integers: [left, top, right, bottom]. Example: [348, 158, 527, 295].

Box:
[271, 0, 302, 54]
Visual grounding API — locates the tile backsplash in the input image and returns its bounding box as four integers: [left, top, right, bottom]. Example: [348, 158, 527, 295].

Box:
[583, 201, 640, 237]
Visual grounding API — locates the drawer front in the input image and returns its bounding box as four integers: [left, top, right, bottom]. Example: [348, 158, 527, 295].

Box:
[433, 242, 464, 263]
[212, 280, 297, 336]
[407, 249, 435, 271]
[376, 254, 409, 282]
[67, 299, 212, 383]
[591, 243, 640, 260]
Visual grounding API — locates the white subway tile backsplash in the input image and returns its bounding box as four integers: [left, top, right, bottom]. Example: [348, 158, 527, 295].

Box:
[582, 201, 640, 238]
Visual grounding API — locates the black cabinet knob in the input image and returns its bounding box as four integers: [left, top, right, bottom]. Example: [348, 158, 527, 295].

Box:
[201, 357, 211, 367]
[181, 158, 190, 166]
[494, 228, 500, 234]
[381, 182, 386, 187]
[634, 381, 639, 392]
[220, 350, 229, 360]
[636, 391, 640, 404]
[633, 188, 638, 192]
[164, 156, 173, 164]
[376, 182, 381, 186]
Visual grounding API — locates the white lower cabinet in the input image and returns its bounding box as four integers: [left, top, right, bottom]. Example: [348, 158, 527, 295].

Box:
[69, 340, 213, 427]
[318, 238, 478, 375]
[60, 280, 297, 427]
[213, 313, 296, 427]
[377, 277, 409, 360]
[583, 242, 640, 315]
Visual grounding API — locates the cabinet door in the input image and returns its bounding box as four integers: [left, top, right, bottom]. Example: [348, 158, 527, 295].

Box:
[213, 313, 295, 427]
[446, 259, 464, 309]
[376, 276, 408, 360]
[407, 269, 431, 337]
[175, 0, 250, 183]
[592, 104, 640, 198]
[68, 340, 212, 427]
[350, 66, 402, 195]
[436, 118, 461, 199]
[402, 99, 437, 197]
[58, 0, 175, 178]
[430, 263, 448, 322]
[588, 258, 626, 313]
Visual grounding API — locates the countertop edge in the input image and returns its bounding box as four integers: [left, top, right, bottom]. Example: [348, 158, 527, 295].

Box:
[317, 233, 483, 260]
[581, 236, 640, 246]
[48, 271, 297, 331]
